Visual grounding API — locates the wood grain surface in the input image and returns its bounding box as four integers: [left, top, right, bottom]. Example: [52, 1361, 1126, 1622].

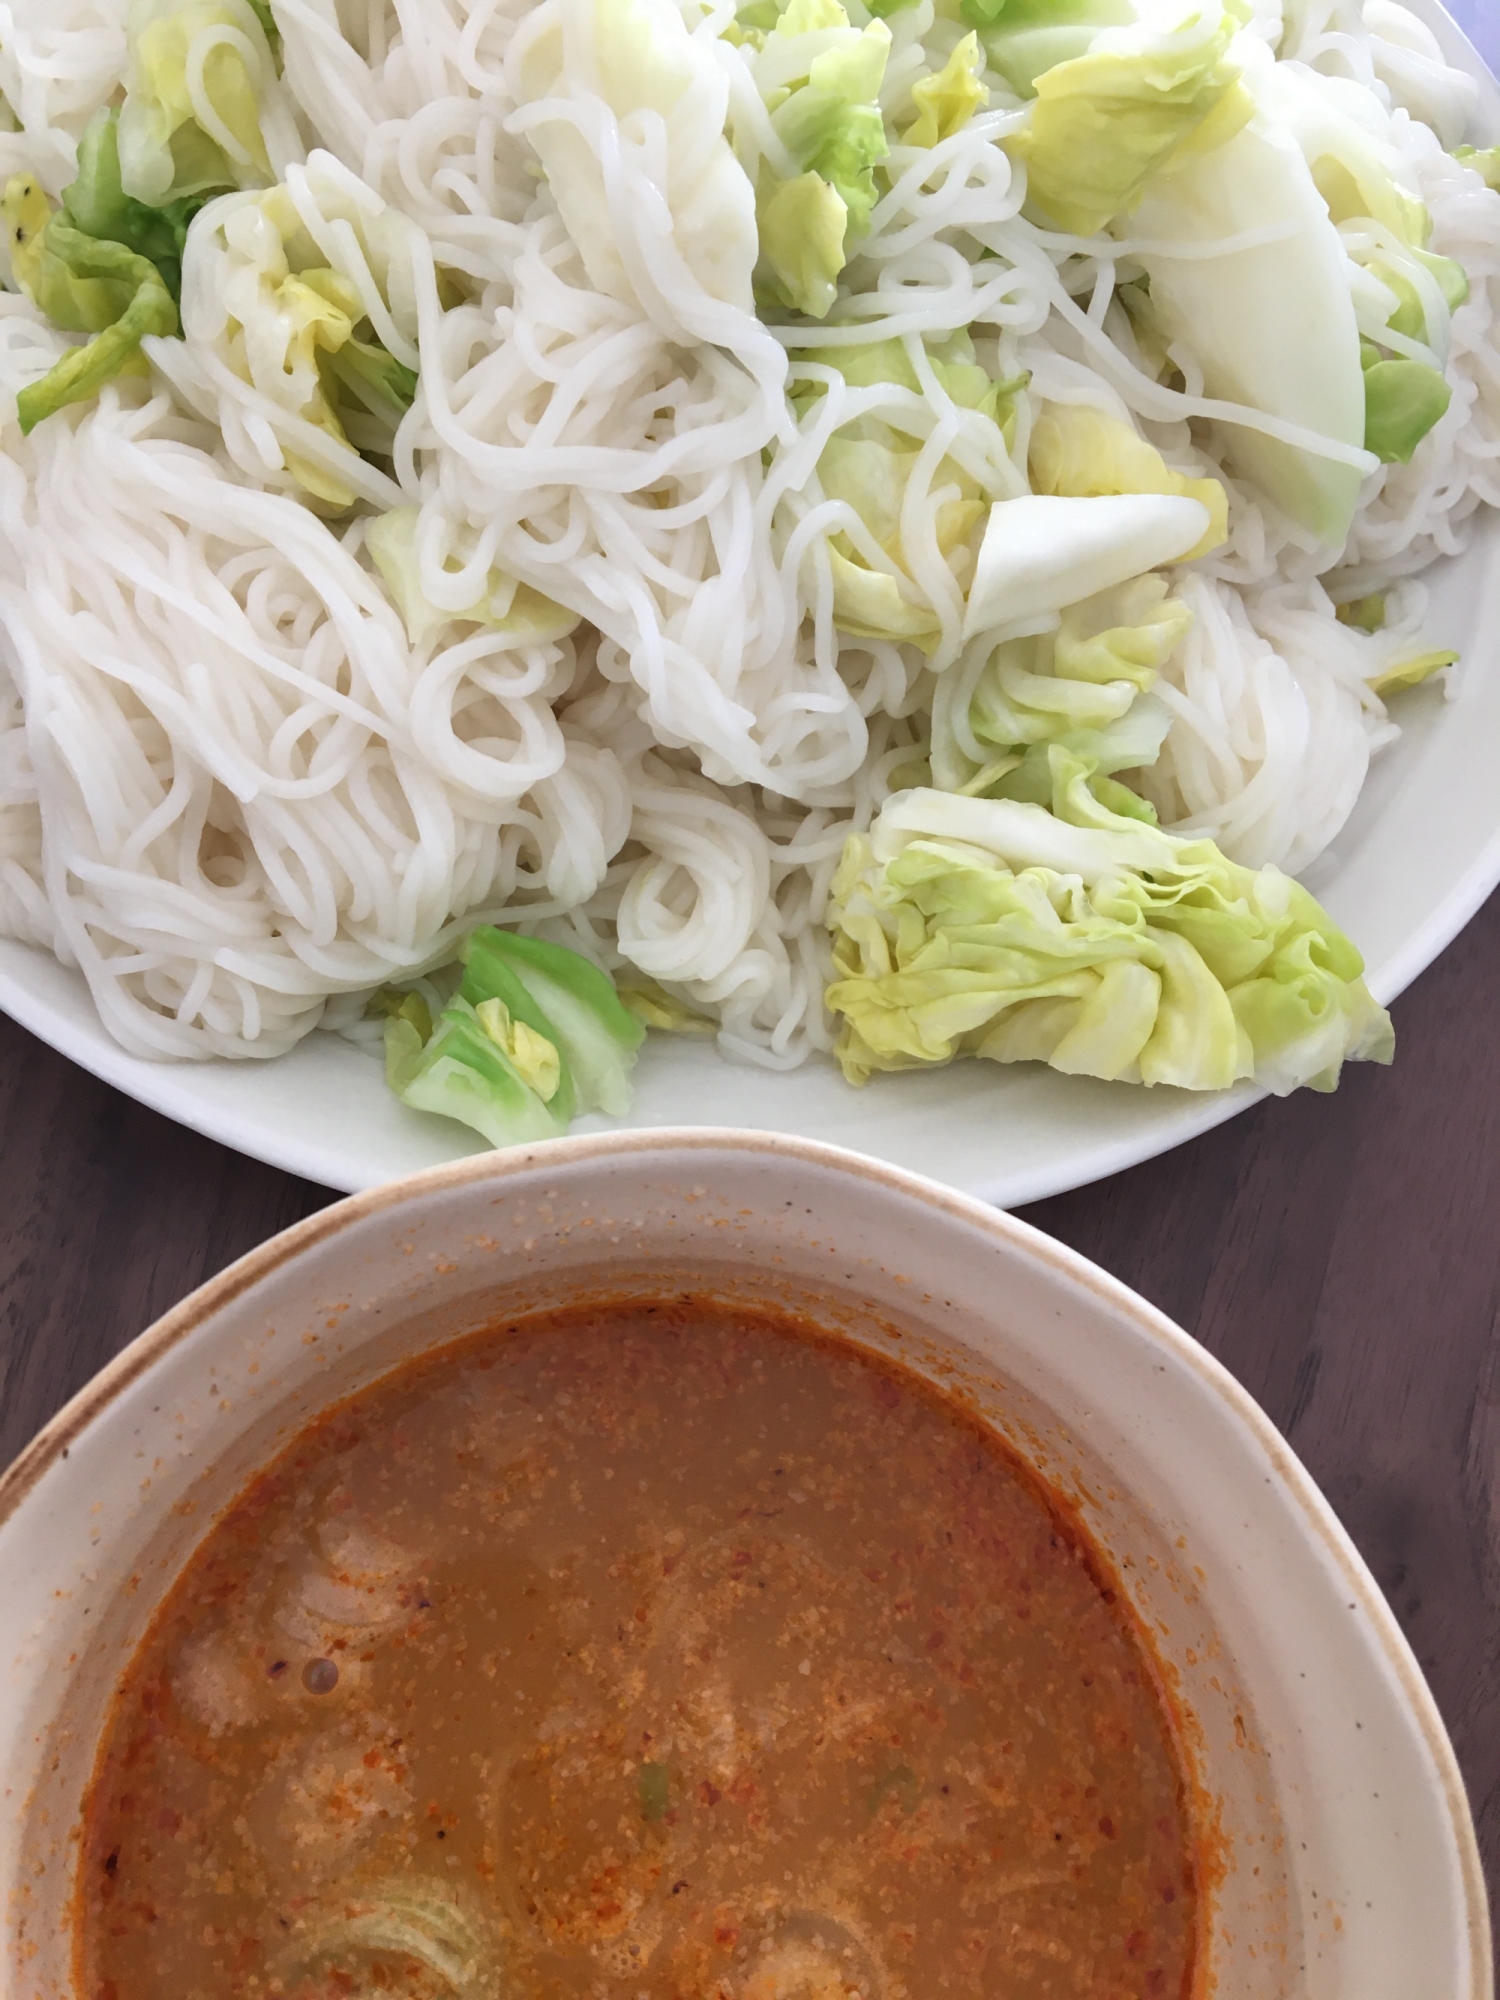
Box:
[3, 897, 1499, 1929]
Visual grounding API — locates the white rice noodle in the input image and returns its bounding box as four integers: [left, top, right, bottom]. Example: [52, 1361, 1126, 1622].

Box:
[0, 0, 130, 197]
[0, 386, 628, 1058]
[148, 151, 424, 508]
[1136, 572, 1397, 874]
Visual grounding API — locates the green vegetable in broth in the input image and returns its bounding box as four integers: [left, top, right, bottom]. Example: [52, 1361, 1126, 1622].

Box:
[637, 1761, 671, 1821]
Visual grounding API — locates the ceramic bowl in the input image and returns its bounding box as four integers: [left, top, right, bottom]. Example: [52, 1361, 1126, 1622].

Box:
[0, 1132, 1487, 1998]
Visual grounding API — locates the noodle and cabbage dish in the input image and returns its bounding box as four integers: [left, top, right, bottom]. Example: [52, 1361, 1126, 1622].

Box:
[0, 0, 1495, 1148]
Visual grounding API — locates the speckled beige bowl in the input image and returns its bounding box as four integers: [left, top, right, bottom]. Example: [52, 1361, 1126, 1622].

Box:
[0, 1133, 1487, 1999]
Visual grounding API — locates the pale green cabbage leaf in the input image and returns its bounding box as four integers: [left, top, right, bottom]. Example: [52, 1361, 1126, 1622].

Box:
[757, 171, 850, 319]
[791, 334, 1021, 647]
[383, 925, 644, 1148]
[901, 33, 987, 148]
[1, 175, 177, 432]
[963, 491, 1208, 639]
[962, 699, 1174, 825]
[1002, 1, 1252, 236]
[1028, 401, 1228, 557]
[959, 0, 1132, 94]
[749, 0, 891, 317]
[63, 108, 207, 298]
[953, 574, 1190, 806]
[117, 0, 280, 206]
[1129, 113, 1369, 544]
[367, 507, 581, 651]
[1367, 648, 1456, 698]
[1242, 44, 1462, 477]
[825, 786, 1394, 1094]
[192, 177, 419, 507]
[1360, 344, 1450, 464]
[514, 0, 758, 314]
[1455, 144, 1500, 191]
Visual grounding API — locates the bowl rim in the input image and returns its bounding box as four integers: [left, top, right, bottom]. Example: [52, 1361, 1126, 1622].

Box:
[0, 1125, 1490, 1989]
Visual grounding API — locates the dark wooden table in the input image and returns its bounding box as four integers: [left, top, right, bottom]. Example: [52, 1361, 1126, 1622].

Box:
[4, 896, 1499, 1923]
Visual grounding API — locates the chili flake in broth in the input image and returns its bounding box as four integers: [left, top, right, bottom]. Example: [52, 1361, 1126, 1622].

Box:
[75, 1298, 1199, 2000]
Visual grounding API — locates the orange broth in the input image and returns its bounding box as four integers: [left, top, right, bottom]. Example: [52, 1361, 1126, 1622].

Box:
[75, 1297, 1199, 2000]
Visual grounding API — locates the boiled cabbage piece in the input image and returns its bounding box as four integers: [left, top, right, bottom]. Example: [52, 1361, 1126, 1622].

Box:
[901, 33, 987, 149]
[952, 574, 1190, 812]
[117, 0, 287, 206]
[367, 507, 581, 651]
[513, 0, 758, 321]
[1027, 401, 1228, 556]
[959, 0, 1133, 93]
[825, 787, 1393, 1094]
[1367, 648, 1456, 697]
[1360, 343, 1450, 464]
[0, 59, 288, 435]
[64, 108, 207, 300]
[184, 163, 420, 506]
[1, 175, 177, 432]
[791, 334, 1022, 648]
[747, 0, 892, 318]
[1456, 145, 1500, 191]
[962, 491, 1207, 639]
[1129, 111, 1369, 546]
[382, 926, 645, 1148]
[1249, 47, 1466, 467]
[995, 0, 1252, 237]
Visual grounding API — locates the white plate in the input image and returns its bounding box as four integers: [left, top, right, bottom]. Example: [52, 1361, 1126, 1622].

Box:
[2, 2, 1497, 1206]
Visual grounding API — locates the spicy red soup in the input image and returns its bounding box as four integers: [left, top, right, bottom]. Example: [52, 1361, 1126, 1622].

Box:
[76, 1298, 1198, 2000]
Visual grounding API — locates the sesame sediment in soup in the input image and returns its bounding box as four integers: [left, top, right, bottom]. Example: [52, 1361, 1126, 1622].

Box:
[76, 1297, 1200, 1999]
